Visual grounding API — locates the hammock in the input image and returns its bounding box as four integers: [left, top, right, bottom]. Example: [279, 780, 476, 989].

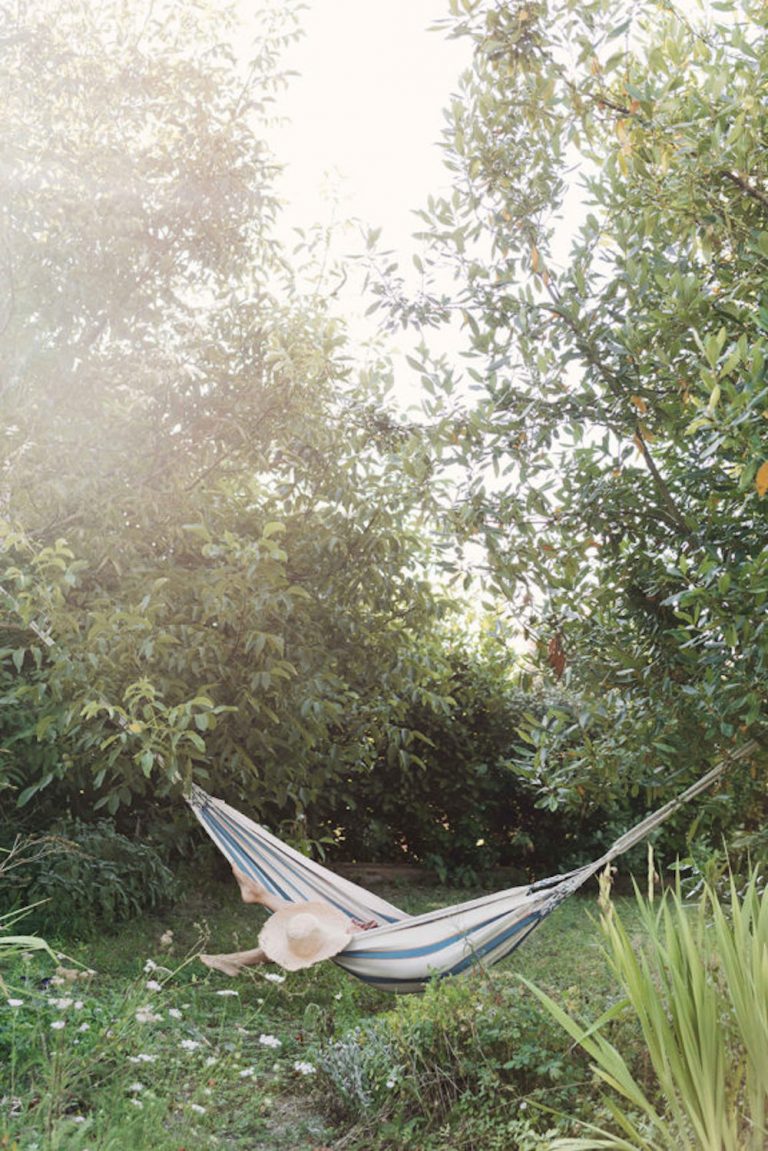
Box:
[187, 742, 757, 994]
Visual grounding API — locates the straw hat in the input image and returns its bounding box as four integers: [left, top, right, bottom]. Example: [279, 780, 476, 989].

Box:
[258, 902, 351, 971]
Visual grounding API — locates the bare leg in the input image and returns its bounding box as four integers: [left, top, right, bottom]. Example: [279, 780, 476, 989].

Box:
[199, 947, 269, 976]
[198, 867, 288, 976]
[231, 865, 286, 913]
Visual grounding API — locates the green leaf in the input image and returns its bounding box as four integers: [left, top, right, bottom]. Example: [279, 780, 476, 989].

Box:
[16, 783, 40, 807]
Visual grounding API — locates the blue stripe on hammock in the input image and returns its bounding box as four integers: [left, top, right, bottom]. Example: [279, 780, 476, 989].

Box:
[345, 906, 517, 961]
[338, 911, 544, 987]
[199, 806, 332, 907]
[205, 807, 355, 912]
[198, 800, 402, 923]
[446, 912, 543, 975]
[197, 806, 321, 909]
[196, 808, 292, 899]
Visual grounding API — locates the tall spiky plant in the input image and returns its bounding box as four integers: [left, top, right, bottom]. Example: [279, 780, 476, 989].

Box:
[524, 868, 768, 1150]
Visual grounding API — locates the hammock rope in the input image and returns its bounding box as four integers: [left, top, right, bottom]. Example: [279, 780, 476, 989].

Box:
[187, 740, 758, 994]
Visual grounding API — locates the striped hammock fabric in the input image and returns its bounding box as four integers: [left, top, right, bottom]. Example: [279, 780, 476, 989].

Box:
[187, 743, 756, 994]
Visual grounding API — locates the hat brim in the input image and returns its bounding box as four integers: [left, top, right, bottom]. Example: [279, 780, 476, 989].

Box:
[258, 901, 351, 971]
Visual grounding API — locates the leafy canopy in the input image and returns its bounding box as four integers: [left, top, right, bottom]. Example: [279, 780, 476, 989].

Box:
[0, 0, 457, 831]
[367, 0, 768, 834]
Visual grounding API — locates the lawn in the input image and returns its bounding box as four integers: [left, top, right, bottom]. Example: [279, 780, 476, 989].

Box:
[0, 873, 635, 1151]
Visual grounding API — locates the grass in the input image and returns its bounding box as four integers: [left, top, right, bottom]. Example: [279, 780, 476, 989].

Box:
[0, 872, 634, 1151]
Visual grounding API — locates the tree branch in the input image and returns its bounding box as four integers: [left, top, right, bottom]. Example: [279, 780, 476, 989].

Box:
[541, 291, 695, 541]
[719, 170, 768, 211]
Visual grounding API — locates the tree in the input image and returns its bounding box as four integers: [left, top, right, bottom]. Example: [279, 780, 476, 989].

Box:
[327, 622, 618, 880]
[369, 0, 768, 847]
[0, 0, 455, 834]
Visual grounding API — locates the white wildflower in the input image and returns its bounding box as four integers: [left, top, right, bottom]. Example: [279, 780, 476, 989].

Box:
[293, 1060, 316, 1076]
[52, 997, 73, 1010]
[189, 1103, 207, 1115]
[168, 1008, 182, 1019]
[74, 1000, 84, 1010]
[145, 979, 162, 992]
[78, 1023, 90, 1033]
[130, 1098, 143, 1109]
[128, 1082, 145, 1093]
[386, 1078, 397, 1089]
[238, 1067, 255, 1078]
[159, 930, 174, 949]
[6, 999, 24, 1008]
[143, 959, 158, 973]
[258, 1033, 281, 1049]
[215, 989, 239, 997]
[262, 971, 285, 984]
[179, 1039, 200, 1051]
[204, 1056, 218, 1068]
[50, 1020, 66, 1030]
[128, 1053, 157, 1064]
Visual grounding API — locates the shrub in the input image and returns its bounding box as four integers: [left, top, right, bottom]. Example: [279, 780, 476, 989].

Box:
[314, 973, 597, 1148]
[326, 643, 615, 881]
[1, 819, 177, 934]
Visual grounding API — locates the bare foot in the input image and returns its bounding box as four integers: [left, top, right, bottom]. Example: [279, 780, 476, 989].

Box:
[199, 953, 245, 977]
[231, 865, 268, 904]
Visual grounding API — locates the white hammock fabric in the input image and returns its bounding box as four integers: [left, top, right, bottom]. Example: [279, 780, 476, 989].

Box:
[187, 743, 756, 994]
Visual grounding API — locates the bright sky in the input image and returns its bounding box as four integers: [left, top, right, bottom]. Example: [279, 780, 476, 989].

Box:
[258, 1, 475, 415]
[269, 1, 471, 318]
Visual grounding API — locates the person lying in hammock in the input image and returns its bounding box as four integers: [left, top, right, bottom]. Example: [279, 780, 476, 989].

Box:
[200, 865, 378, 976]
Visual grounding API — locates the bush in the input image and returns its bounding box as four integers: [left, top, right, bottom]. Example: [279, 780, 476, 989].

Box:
[1, 819, 178, 934]
[324, 640, 615, 882]
[313, 973, 597, 1148]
